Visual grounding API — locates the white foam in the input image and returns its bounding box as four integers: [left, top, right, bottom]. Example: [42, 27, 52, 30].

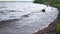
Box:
[0, 2, 59, 34]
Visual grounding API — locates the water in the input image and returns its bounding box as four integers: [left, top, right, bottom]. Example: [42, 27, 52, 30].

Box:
[0, 1, 59, 34]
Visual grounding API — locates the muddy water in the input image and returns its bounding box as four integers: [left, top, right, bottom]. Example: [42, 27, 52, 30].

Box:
[0, 2, 59, 34]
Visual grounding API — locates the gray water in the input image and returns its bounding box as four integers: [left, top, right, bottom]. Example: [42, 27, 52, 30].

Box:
[0, 1, 59, 34]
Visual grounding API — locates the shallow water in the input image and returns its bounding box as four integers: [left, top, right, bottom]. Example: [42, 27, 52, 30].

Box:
[0, 1, 59, 34]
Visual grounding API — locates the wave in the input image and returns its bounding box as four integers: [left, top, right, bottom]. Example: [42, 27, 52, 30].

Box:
[0, 2, 59, 34]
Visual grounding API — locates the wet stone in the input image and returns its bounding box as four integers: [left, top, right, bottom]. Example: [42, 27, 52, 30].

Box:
[42, 9, 45, 12]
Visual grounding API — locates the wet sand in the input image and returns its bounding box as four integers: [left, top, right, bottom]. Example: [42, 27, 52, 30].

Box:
[33, 19, 59, 34]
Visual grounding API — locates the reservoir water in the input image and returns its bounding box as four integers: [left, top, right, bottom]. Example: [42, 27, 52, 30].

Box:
[0, 1, 59, 34]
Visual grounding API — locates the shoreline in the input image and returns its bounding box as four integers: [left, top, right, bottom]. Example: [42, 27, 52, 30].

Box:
[33, 19, 59, 34]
